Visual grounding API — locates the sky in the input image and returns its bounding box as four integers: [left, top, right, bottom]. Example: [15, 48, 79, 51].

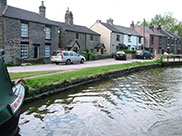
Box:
[8, 0, 182, 28]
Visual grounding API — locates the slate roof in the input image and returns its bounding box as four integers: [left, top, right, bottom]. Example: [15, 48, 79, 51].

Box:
[101, 22, 142, 37]
[55, 22, 100, 35]
[0, 5, 100, 36]
[166, 31, 181, 39]
[65, 39, 80, 48]
[137, 26, 164, 36]
[101, 23, 121, 34]
[114, 25, 142, 37]
[160, 30, 176, 38]
[0, 5, 58, 26]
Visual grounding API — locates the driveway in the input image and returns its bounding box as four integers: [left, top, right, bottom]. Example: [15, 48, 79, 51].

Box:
[7, 59, 154, 73]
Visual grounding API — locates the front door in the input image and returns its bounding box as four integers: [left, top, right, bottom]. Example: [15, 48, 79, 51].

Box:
[34, 46, 39, 58]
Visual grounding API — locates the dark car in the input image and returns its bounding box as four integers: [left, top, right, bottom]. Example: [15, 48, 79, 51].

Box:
[135, 50, 153, 59]
[114, 51, 126, 60]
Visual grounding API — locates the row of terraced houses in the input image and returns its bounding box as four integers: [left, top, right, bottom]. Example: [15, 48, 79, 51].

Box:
[0, 0, 181, 64]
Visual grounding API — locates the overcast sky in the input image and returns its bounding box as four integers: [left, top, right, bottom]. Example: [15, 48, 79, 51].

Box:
[8, 0, 182, 28]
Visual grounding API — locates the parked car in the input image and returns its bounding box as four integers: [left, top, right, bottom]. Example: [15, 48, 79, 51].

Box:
[51, 50, 86, 65]
[114, 51, 127, 60]
[135, 50, 153, 59]
[0, 49, 28, 136]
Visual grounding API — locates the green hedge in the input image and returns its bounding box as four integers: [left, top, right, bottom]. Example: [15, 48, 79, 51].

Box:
[121, 50, 136, 54]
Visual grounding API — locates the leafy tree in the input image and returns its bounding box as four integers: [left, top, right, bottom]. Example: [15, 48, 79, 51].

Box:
[136, 12, 182, 37]
[150, 12, 177, 31]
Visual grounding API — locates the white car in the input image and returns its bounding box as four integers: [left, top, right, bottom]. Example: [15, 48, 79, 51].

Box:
[51, 50, 86, 65]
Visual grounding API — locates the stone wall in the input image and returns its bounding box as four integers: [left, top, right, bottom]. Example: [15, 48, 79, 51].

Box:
[2, 17, 59, 64]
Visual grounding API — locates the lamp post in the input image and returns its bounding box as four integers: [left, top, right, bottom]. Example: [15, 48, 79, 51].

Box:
[143, 19, 146, 50]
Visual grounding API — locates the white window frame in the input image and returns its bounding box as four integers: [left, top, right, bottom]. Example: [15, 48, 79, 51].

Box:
[45, 27, 51, 40]
[21, 23, 29, 38]
[45, 45, 50, 58]
[21, 43, 28, 58]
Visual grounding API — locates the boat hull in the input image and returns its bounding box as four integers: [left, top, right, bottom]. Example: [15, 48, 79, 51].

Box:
[0, 109, 21, 136]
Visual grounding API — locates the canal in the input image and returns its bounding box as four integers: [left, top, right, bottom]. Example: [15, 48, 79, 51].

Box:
[19, 66, 182, 136]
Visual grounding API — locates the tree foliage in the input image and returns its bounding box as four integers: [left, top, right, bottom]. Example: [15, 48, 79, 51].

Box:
[136, 12, 182, 37]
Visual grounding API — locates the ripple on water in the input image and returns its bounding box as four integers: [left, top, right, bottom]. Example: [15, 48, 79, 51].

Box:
[19, 66, 182, 136]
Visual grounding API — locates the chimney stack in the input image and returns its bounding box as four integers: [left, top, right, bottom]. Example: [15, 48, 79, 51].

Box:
[149, 24, 154, 31]
[65, 7, 73, 25]
[157, 25, 162, 32]
[106, 18, 113, 25]
[130, 21, 134, 29]
[96, 20, 101, 23]
[39, 1, 46, 17]
[0, 0, 7, 8]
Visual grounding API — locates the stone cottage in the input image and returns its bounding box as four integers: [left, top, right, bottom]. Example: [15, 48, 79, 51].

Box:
[0, 0, 59, 64]
[56, 8, 101, 54]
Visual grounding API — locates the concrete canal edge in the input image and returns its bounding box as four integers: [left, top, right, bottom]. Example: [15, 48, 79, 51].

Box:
[24, 61, 182, 103]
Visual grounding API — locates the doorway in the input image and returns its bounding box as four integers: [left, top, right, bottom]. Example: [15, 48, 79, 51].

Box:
[34, 46, 39, 58]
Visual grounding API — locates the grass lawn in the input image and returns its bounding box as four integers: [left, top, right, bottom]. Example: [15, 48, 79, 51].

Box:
[24, 61, 157, 89]
[10, 70, 62, 80]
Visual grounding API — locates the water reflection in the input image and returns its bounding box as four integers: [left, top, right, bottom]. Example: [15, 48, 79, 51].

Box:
[19, 66, 182, 136]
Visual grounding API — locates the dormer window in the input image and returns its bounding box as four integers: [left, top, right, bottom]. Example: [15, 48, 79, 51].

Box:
[21, 23, 28, 38]
[45, 27, 51, 40]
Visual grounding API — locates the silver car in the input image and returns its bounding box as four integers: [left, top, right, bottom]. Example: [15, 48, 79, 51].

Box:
[51, 50, 86, 65]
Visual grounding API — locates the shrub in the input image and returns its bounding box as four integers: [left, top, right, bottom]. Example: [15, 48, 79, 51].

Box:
[81, 50, 95, 60]
[121, 50, 136, 54]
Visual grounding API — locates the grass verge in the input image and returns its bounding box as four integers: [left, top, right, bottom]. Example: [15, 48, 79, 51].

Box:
[10, 70, 62, 80]
[25, 61, 157, 90]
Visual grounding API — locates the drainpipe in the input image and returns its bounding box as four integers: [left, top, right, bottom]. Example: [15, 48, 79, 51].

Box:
[85, 33, 87, 51]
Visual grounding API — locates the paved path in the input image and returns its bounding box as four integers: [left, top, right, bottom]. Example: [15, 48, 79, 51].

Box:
[8, 59, 154, 73]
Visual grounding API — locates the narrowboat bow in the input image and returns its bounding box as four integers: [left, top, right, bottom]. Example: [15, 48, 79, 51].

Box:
[0, 49, 28, 136]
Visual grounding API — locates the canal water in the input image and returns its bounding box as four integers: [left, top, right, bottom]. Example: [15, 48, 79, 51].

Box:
[19, 66, 182, 136]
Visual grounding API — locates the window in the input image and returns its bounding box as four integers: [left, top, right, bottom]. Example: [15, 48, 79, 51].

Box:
[116, 35, 120, 41]
[76, 33, 79, 39]
[158, 37, 162, 45]
[45, 27, 51, 40]
[167, 38, 170, 44]
[45, 46, 50, 58]
[139, 37, 141, 43]
[90, 35, 94, 41]
[21, 23, 28, 38]
[172, 39, 174, 45]
[70, 52, 73, 56]
[151, 36, 154, 44]
[21, 43, 28, 58]
[63, 52, 69, 56]
[128, 35, 131, 42]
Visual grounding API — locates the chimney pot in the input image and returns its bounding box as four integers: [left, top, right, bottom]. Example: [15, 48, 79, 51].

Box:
[96, 20, 101, 23]
[106, 18, 113, 25]
[130, 21, 134, 29]
[39, 1, 46, 17]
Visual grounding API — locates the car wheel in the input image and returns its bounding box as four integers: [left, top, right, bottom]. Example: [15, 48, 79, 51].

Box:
[80, 59, 84, 64]
[55, 62, 59, 65]
[144, 56, 146, 59]
[150, 56, 153, 60]
[66, 59, 71, 65]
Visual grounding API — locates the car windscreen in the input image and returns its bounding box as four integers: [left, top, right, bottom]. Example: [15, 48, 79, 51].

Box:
[52, 51, 61, 56]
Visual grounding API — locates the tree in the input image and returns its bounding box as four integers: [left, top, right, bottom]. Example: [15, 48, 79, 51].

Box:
[150, 12, 177, 31]
[136, 12, 182, 37]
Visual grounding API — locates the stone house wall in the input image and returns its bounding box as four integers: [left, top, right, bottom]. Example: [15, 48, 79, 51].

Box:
[2, 17, 59, 64]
